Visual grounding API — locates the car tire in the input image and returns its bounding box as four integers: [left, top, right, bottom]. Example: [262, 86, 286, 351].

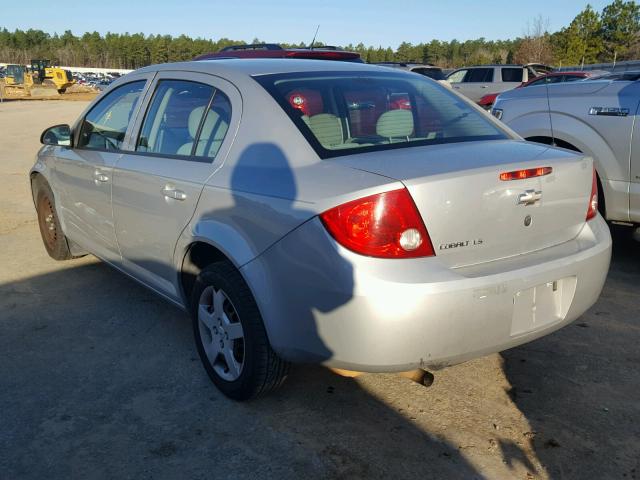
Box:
[191, 261, 289, 400]
[34, 178, 73, 261]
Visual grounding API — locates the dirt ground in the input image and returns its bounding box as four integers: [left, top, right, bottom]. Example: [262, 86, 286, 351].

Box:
[0, 80, 98, 102]
[0, 100, 638, 480]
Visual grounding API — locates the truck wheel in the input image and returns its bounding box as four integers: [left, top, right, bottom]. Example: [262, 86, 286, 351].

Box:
[191, 261, 289, 400]
[34, 179, 73, 260]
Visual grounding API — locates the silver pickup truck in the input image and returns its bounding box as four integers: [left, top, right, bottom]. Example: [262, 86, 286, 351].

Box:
[493, 75, 640, 231]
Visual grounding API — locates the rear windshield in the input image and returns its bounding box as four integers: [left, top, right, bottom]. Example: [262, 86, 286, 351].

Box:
[412, 67, 446, 81]
[255, 71, 506, 159]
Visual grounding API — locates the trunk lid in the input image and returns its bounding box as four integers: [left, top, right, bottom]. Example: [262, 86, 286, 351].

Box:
[336, 140, 592, 268]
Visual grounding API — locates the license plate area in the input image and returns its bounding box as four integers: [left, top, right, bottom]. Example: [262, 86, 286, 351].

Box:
[511, 276, 577, 336]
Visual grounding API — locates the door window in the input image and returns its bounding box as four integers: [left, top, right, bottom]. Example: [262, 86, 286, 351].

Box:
[447, 69, 467, 83]
[78, 81, 146, 150]
[137, 80, 226, 158]
[464, 68, 494, 83]
[194, 92, 232, 158]
[501, 68, 523, 82]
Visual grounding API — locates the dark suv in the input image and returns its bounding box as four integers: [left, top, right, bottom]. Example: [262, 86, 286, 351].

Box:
[195, 43, 363, 62]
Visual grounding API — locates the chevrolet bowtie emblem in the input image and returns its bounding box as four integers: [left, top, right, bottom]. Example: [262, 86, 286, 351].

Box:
[518, 189, 542, 206]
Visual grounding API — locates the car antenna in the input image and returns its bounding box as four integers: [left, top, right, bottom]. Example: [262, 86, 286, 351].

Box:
[309, 25, 320, 50]
[544, 74, 556, 146]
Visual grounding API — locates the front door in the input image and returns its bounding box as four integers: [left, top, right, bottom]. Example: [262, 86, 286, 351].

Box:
[112, 72, 239, 300]
[53, 77, 151, 261]
[452, 67, 495, 103]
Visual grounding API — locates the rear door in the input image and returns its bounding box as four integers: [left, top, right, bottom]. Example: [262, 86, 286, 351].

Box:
[111, 72, 239, 299]
[53, 76, 152, 262]
[452, 68, 495, 102]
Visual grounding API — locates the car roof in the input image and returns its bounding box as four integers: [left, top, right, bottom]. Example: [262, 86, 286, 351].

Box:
[373, 62, 438, 67]
[134, 58, 394, 79]
[545, 71, 587, 75]
[460, 64, 524, 68]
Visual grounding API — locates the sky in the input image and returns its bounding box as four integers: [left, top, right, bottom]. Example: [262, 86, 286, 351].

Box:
[3, 0, 612, 48]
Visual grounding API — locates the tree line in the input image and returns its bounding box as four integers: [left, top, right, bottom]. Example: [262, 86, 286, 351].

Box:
[1, 0, 638, 70]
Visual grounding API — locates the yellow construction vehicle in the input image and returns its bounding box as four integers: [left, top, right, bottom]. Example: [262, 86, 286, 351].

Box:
[1, 60, 74, 99]
[31, 59, 75, 93]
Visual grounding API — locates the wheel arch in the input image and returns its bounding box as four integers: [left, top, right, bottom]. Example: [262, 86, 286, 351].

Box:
[179, 241, 233, 308]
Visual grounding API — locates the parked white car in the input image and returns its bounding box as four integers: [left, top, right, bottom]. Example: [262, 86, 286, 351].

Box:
[448, 64, 552, 103]
[493, 74, 640, 230]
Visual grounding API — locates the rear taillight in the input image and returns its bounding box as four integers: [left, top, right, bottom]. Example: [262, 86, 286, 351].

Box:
[319, 188, 434, 258]
[586, 168, 598, 221]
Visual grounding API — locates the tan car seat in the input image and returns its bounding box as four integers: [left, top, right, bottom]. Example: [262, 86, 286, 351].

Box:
[376, 109, 414, 142]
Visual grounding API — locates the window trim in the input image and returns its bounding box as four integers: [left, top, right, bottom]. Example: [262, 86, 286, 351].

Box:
[254, 70, 508, 160]
[132, 78, 230, 163]
[74, 79, 149, 153]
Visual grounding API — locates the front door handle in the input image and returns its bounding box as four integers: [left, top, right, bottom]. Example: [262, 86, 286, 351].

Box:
[162, 186, 187, 201]
[94, 170, 109, 183]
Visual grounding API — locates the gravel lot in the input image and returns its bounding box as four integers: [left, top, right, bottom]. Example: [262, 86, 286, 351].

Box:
[0, 100, 638, 480]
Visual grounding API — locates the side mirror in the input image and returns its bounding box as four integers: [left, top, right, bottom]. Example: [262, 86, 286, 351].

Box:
[41, 124, 73, 147]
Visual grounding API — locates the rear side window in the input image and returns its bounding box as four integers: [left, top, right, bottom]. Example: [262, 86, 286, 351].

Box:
[194, 92, 232, 158]
[78, 81, 145, 150]
[465, 68, 494, 83]
[501, 68, 523, 82]
[136, 80, 231, 159]
[255, 71, 506, 159]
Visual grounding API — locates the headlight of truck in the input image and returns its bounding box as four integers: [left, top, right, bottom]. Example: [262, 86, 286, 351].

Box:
[491, 108, 503, 120]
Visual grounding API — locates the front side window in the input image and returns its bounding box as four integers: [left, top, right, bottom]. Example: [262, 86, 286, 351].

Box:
[465, 68, 494, 83]
[501, 68, 524, 83]
[447, 69, 467, 83]
[256, 71, 507, 159]
[78, 81, 145, 150]
[137, 80, 216, 157]
[525, 77, 544, 87]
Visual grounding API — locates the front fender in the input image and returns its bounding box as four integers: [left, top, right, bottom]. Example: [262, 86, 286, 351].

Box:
[29, 148, 56, 204]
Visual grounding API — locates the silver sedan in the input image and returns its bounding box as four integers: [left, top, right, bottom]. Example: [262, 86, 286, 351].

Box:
[31, 59, 611, 400]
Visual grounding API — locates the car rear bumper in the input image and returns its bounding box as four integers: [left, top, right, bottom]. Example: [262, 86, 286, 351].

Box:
[241, 215, 612, 372]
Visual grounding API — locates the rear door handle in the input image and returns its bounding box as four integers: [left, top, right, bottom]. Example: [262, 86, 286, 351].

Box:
[94, 170, 109, 183]
[162, 186, 187, 201]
